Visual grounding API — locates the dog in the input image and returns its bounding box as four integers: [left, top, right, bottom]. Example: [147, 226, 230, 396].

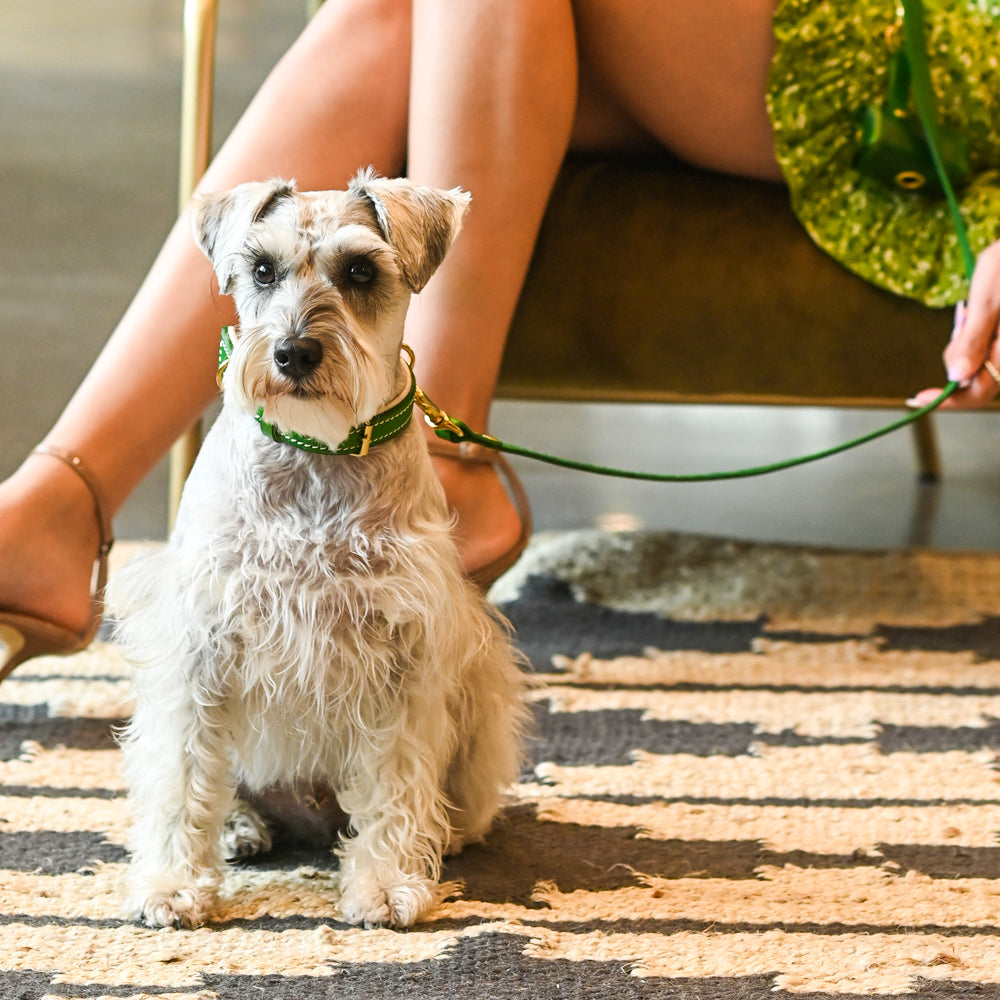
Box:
[108, 170, 528, 930]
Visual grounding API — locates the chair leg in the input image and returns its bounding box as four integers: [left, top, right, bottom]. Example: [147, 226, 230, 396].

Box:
[910, 413, 941, 483]
[169, 428, 203, 530]
[169, 0, 219, 529]
[179, 0, 218, 207]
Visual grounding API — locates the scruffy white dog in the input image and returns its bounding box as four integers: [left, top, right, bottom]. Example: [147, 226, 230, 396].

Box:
[109, 170, 527, 930]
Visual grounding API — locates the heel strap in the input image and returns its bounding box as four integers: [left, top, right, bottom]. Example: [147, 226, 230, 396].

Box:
[427, 439, 502, 466]
[427, 440, 532, 535]
[32, 446, 115, 595]
[427, 438, 533, 591]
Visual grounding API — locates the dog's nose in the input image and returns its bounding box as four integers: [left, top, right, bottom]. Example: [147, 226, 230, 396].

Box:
[273, 337, 323, 381]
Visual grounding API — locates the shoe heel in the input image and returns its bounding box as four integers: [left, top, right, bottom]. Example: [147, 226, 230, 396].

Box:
[0, 613, 90, 684]
[0, 622, 28, 683]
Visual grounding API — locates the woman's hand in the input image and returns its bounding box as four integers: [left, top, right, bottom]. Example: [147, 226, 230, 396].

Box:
[909, 240, 1000, 408]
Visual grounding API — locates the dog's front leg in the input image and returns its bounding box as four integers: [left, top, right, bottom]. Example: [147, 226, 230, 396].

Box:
[336, 803, 446, 929]
[121, 682, 235, 929]
[336, 731, 453, 929]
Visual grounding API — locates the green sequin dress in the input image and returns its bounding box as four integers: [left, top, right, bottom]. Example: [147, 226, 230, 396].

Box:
[767, 0, 1000, 306]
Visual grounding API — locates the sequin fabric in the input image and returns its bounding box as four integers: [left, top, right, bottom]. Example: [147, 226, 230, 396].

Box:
[767, 0, 1000, 306]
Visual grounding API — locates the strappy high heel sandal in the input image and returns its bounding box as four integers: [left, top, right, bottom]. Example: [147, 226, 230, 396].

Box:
[428, 439, 532, 592]
[0, 446, 114, 684]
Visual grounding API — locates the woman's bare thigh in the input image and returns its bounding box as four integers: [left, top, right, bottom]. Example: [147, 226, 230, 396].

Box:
[570, 0, 782, 181]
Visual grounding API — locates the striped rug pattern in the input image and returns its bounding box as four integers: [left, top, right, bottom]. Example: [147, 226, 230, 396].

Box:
[3, 532, 1000, 998]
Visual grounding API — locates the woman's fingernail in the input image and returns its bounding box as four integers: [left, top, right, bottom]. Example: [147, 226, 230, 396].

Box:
[950, 300, 967, 341]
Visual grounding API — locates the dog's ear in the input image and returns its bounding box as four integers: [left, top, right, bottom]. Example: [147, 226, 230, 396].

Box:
[349, 169, 471, 293]
[193, 178, 296, 293]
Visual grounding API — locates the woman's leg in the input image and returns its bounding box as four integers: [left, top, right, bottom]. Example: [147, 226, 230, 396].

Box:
[0, 0, 412, 634]
[404, 0, 579, 574]
[570, 0, 781, 180]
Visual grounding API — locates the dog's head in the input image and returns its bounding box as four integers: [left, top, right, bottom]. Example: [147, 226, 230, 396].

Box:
[194, 169, 470, 449]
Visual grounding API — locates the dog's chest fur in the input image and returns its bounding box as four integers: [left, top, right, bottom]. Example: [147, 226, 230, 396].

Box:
[168, 407, 458, 783]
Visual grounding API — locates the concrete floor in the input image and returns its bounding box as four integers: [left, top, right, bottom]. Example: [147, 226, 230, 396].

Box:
[4, 1, 1000, 552]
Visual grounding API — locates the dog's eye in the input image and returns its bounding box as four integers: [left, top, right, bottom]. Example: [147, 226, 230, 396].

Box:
[347, 259, 375, 285]
[253, 260, 277, 286]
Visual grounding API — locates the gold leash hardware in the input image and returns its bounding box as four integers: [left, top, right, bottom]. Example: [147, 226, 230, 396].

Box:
[413, 385, 464, 438]
[399, 343, 465, 439]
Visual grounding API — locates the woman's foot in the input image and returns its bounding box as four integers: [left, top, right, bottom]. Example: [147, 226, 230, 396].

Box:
[428, 441, 531, 590]
[0, 450, 109, 638]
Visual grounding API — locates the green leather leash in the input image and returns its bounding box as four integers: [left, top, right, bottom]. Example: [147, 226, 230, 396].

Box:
[899, 0, 977, 281]
[420, 0, 972, 483]
[419, 386, 959, 483]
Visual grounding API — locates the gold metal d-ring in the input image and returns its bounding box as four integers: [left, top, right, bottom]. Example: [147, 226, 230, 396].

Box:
[895, 170, 926, 191]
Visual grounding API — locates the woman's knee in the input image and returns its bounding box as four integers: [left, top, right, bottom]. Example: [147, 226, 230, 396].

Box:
[303, 0, 411, 65]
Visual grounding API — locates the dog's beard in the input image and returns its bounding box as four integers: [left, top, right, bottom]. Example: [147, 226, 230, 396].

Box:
[224, 327, 394, 449]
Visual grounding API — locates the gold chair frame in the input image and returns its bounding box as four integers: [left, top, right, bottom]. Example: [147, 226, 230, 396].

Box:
[169, 0, 219, 526]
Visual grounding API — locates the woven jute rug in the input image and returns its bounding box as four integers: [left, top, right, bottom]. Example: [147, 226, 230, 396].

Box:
[4, 531, 1000, 999]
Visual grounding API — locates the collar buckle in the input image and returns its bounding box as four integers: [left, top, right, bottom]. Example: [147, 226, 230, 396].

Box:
[353, 422, 374, 458]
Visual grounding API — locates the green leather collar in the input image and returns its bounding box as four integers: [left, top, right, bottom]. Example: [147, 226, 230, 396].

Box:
[217, 326, 415, 457]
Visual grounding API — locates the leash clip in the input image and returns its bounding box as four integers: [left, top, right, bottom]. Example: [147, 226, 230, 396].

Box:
[414, 385, 464, 440]
[401, 343, 466, 440]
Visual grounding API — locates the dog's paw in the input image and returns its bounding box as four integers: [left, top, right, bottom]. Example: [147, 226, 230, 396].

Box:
[338, 872, 434, 928]
[221, 800, 273, 862]
[126, 886, 216, 929]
